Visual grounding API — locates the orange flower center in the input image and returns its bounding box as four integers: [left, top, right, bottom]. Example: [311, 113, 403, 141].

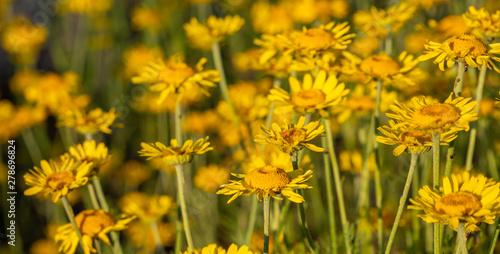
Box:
[291, 89, 326, 108]
[158, 63, 195, 84]
[434, 192, 482, 217]
[360, 55, 400, 77]
[75, 210, 115, 237]
[244, 165, 290, 190]
[46, 171, 75, 190]
[399, 130, 432, 144]
[280, 128, 307, 144]
[443, 34, 487, 56]
[295, 28, 334, 49]
[412, 103, 460, 130]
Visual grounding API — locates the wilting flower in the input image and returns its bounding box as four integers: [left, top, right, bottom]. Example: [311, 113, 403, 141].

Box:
[463, 6, 500, 40]
[24, 158, 93, 202]
[1, 17, 47, 64]
[139, 137, 213, 165]
[184, 15, 245, 50]
[57, 107, 122, 135]
[118, 192, 175, 223]
[254, 116, 324, 153]
[409, 171, 500, 231]
[182, 243, 254, 254]
[55, 209, 135, 254]
[217, 165, 313, 203]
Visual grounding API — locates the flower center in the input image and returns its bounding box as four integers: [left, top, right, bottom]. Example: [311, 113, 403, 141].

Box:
[280, 128, 307, 144]
[75, 210, 116, 237]
[158, 63, 195, 84]
[295, 28, 334, 49]
[291, 89, 326, 107]
[359, 55, 400, 77]
[46, 171, 76, 190]
[443, 34, 487, 56]
[434, 192, 482, 217]
[412, 103, 460, 130]
[244, 165, 291, 190]
[399, 131, 432, 144]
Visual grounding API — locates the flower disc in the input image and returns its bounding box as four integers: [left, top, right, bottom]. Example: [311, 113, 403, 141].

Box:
[244, 166, 291, 190]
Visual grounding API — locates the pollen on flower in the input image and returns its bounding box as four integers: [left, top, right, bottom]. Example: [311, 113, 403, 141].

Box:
[443, 34, 487, 56]
[75, 210, 116, 237]
[46, 171, 75, 190]
[359, 55, 401, 77]
[291, 89, 326, 107]
[158, 63, 195, 84]
[434, 192, 482, 217]
[244, 166, 291, 190]
[412, 103, 460, 128]
[296, 28, 335, 49]
[280, 129, 307, 144]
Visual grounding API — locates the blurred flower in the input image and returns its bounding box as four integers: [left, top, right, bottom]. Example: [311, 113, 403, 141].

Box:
[284, 0, 318, 24]
[57, 107, 122, 135]
[149, 158, 176, 174]
[387, 93, 478, 134]
[255, 116, 324, 153]
[410, 0, 449, 10]
[227, 80, 271, 122]
[405, 32, 428, 54]
[139, 137, 213, 165]
[194, 164, 230, 193]
[217, 165, 313, 203]
[132, 54, 220, 104]
[184, 15, 245, 50]
[409, 171, 500, 231]
[29, 238, 58, 254]
[122, 45, 163, 78]
[183, 109, 220, 134]
[268, 71, 349, 116]
[183, 243, 253, 254]
[24, 158, 92, 202]
[315, 0, 350, 21]
[242, 146, 294, 174]
[0, 100, 47, 143]
[9, 69, 41, 94]
[339, 150, 375, 173]
[125, 221, 175, 253]
[132, 6, 163, 32]
[118, 160, 151, 187]
[65, 140, 110, 175]
[118, 192, 174, 223]
[463, 6, 500, 40]
[418, 34, 500, 71]
[353, 2, 416, 38]
[250, 1, 293, 34]
[349, 36, 380, 58]
[55, 209, 135, 254]
[65, 0, 112, 14]
[435, 15, 468, 38]
[1, 17, 47, 64]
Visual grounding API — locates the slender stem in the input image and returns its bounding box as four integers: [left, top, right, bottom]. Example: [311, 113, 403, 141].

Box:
[84, 132, 93, 141]
[245, 197, 259, 245]
[324, 115, 352, 254]
[22, 128, 43, 165]
[151, 221, 164, 254]
[488, 218, 500, 254]
[373, 81, 383, 252]
[272, 198, 280, 253]
[455, 223, 468, 254]
[384, 27, 392, 56]
[453, 61, 466, 98]
[465, 65, 487, 171]
[93, 178, 109, 211]
[61, 195, 82, 243]
[175, 102, 183, 143]
[444, 141, 455, 177]
[263, 196, 271, 254]
[70, 14, 88, 77]
[432, 133, 441, 254]
[321, 131, 338, 254]
[384, 153, 419, 254]
[94, 239, 102, 254]
[175, 164, 194, 252]
[276, 199, 291, 252]
[87, 182, 101, 209]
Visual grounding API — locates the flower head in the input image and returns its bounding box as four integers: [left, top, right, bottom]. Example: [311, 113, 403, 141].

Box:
[132, 54, 220, 104]
[217, 165, 313, 203]
[418, 34, 500, 72]
[24, 158, 93, 202]
[194, 164, 230, 194]
[55, 209, 135, 254]
[183, 243, 254, 254]
[463, 6, 500, 39]
[131, 6, 163, 32]
[250, 1, 294, 34]
[255, 116, 324, 153]
[122, 45, 163, 78]
[118, 192, 174, 223]
[65, 140, 110, 175]
[1, 17, 47, 64]
[184, 15, 245, 50]
[139, 137, 213, 165]
[57, 107, 122, 135]
[409, 171, 500, 231]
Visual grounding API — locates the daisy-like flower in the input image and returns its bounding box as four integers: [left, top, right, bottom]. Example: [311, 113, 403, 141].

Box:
[463, 6, 500, 40]
[131, 54, 220, 104]
[139, 137, 213, 165]
[183, 243, 254, 254]
[194, 164, 230, 194]
[131, 6, 163, 33]
[418, 34, 500, 71]
[268, 70, 349, 116]
[254, 116, 324, 153]
[409, 171, 500, 231]
[118, 192, 174, 223]
[1, 17, 47, 64]
[184, 15, 245, 50]
[386, 93, 478, 134]
[217, 165, 313, 203]
[250, 1, 294, 35]
[57, 107, 122, 135]
[122, 45, 163, 78]
[55, 209, 135, 254]
[24, 158, 93, 202]
[65, 140, 110, 175]
[376, 120, 457, 156]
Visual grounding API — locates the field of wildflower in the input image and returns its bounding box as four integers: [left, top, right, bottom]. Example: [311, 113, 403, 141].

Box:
[3, 0, 500, 253]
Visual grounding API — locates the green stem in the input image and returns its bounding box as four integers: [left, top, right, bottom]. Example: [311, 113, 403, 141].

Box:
[93, 178, 109, 212]
[453, 61, 466, 98]
[70, 14, 88, 77]
[87, 182, 101, 209]
[175, 102, 183, 143]
[432, 133, 441, 254]
[276, 199, 291, 252]
[455, 223, 468, 254]
[384, 27, 392, 56]
[84, 132, 93, 141]
[488, 218, 500, 254]
[444, 141, 455, 177]
[263, 196, 271, 254]
[94, 239, 102, 254]
[175, 164, 194, 252]
[465, 65, 487, 172]
[151, 221, 164, 254]
[61, 195, 83, 245]
[245, 197, 259, 246]
[324, 115, 352, 254]
[321, 131, 338, 254]
[384, 153, 419, 254]
[373, 81, 383, 252]
[22, 128, 43, 165]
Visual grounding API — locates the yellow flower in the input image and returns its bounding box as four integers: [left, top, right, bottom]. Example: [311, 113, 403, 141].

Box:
[376, 120, 457, 156]
[57, 107, 122, 135]
[118, 160, 151, 187]
[409, 171, 500, 231]
[463, 6, 500, 39]
[418, 34, 500, 72]
[131, 54, 220, 104]
[339, 150, 375, 173]
[184, 15, 245, 50]
[386, 93, 478, 134]
[250, 1, 294, 34]
[131, 6, 163, 32]
[122, 45, 163, 78]
[291, 52, 340, 73]
[65, 140, 110, 175]
[315, 0, 350, 21]
[183, 243, 254, 254]
[217, 165, 313, 203]
[118, 192, 174, 223]
[349, 36, 380, 58]
[0, 100, 47, 143]
[139, 137, 213, 165]
[353, 2, 417, 38]
[194, 164, 230, 193]
[254, 116, 324, 153]
[227, 80, 271, 122]
[268, 71, 349, 116]
[125, 221, 175, 253]
[55, 210, 135, 254]
[65, 0, 112, 14]
[284, 0, 318, 24]
[410, 0, 449, 10]
[23, 158, 93, 202]
[183, 109, 220, 134]
[29, 239, 58, 254]
[435, 15, 468, 38]
[1, 17, 47, 64]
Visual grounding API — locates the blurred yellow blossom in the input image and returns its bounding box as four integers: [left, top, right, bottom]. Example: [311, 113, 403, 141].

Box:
[1, 17, 47, 64]
[194, 164, 230, 193]
[184, 15, 245, 50]
[119, 192, 174, 223]
[250, 1, 293, 34]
